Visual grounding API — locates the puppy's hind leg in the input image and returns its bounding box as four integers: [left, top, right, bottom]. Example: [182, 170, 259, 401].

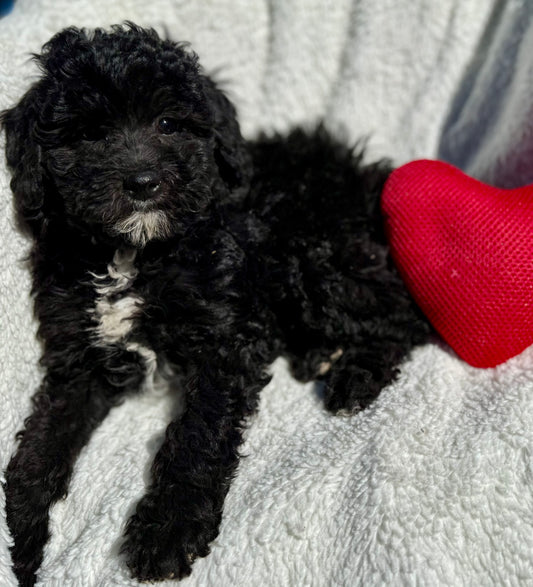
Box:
[320, 340, 414, 414]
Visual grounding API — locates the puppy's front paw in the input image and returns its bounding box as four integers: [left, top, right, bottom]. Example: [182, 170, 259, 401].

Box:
[122, 504, 213, 582]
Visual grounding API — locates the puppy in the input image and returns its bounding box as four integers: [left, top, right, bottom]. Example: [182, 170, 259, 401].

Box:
[2, 24, 430, 585]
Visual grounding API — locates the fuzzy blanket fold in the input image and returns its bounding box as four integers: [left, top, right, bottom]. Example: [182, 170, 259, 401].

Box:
[2, 1, 532, 585]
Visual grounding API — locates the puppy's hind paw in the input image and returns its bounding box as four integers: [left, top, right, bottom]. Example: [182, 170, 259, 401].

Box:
[323, 366, 382, 414]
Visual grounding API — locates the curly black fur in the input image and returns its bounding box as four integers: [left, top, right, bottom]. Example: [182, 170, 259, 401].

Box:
[1, 24, 430, 586]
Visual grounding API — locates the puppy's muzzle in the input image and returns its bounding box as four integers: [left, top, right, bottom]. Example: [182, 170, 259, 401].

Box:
[124, 170, 162, 201]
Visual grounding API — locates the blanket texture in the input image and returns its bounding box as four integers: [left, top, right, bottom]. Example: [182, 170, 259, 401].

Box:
[2, 0, 533, 585]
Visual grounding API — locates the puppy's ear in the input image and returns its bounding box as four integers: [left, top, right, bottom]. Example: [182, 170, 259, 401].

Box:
[2, 90, 48, 238]
[203, 78, 252, 196]
[37, 27, 89, 76]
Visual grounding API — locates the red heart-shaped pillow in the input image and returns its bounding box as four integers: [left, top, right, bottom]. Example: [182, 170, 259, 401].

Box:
[381, 160, 533, 368]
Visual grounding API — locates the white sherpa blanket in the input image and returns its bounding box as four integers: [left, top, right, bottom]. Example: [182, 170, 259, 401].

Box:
[2, 0, 533, 585]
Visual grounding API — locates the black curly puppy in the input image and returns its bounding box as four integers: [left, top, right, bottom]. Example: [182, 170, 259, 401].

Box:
[2, 24, 430, 585]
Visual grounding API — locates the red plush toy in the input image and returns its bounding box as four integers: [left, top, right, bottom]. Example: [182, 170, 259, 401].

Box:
[381, 160, 533, 368]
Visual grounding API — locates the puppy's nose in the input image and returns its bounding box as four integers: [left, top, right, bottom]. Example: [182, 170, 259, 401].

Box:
[124, 170, 162, 200]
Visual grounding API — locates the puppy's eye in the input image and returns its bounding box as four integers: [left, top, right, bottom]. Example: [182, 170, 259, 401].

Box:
[81, 127, 108, 142]
[158, 117, 180, 135]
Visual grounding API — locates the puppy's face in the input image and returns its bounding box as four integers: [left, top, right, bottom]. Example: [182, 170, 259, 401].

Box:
[44, 53, 214, 247]
[3, 25, 249, 246]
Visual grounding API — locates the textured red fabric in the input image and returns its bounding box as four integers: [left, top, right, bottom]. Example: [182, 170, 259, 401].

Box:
[381, 159, 533, 368]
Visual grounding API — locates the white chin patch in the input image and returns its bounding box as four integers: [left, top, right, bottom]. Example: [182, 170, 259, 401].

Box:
[114, 210, 172, 247]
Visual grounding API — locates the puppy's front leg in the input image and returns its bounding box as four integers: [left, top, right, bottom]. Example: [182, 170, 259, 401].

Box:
[5, 369, 133, 587]
[123, 360, 265, 581]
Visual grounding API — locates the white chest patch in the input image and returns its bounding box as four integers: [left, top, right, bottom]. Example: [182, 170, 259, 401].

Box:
[90, 249, 160, 387]
[91, 248, 142, 345]
[90, 249, 179, 398]
[95, 295, 142, 343]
